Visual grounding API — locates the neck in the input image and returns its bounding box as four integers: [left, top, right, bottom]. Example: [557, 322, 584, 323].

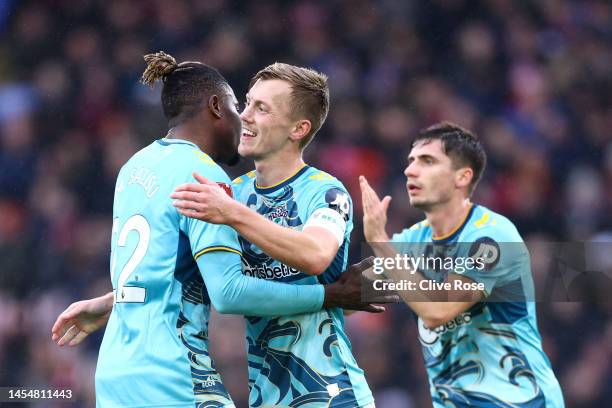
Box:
[166, 123, 212, 154]
[254, 151, 305, 188]
[425, 197, 473, 239]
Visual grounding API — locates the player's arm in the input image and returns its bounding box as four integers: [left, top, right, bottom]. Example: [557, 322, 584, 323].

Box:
[51, 292, 114, 346]
[368, 241, 482, 328]
[50, 257, 388, 347]
[172, 173, 340, 275]
[228, 206, 338, 276]
[360, 176, 483, 329]
[196, 250, 387, 315]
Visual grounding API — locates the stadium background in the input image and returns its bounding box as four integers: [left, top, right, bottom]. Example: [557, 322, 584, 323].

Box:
[0, 0, 611, 406]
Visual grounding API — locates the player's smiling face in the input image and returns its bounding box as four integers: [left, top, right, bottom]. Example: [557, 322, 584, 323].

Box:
[404, 139, 459, 210]
[239, 79, 296, 160]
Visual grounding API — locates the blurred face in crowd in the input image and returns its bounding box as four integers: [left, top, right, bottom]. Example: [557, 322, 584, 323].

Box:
[404, 139, 472, 210]
[238, 79, 301, 161]
[212, 84, 242, 166]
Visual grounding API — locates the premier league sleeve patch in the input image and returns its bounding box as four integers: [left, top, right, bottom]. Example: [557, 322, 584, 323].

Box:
[324, 188, 351, 222]
[304, 188, 351, 246]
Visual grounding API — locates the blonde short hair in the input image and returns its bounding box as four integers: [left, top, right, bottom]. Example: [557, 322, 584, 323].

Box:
[250, 63, 329, 149]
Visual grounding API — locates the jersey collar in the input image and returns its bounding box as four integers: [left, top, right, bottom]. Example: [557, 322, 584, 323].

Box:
[156, 137, 199, 148]
[254, 165, 310, 194]
[431, 204, 477, 243]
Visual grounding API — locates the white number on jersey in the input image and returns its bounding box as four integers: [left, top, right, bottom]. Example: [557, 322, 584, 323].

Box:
[111, 214, 150, 303]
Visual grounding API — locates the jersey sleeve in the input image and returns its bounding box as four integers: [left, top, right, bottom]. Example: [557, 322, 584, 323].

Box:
[303, 181, 353, 247]
[178, 161, 242, 258]
[391, 228, 416, 245]
[390, 225, 423, 255]
[196, 250, 324, 316]
[455, 222, 528, 298]
[231, 171, 253, 202]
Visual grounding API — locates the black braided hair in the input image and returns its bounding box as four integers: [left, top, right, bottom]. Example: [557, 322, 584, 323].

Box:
[141, 51, 229, 126]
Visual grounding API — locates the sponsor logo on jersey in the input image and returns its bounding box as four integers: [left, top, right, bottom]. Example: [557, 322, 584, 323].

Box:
[418, 312, 473, 346]
[243, 262, 301, 279]
[468, 237, 500, 270]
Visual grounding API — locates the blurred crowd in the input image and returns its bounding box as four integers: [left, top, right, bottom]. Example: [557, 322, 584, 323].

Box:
[0, 0, 611, 406]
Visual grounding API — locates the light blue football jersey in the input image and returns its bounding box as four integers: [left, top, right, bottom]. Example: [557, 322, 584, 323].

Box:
[95, 138, 238, 408]
[232, 166, 374, 408]
[392, 204, 564, 408]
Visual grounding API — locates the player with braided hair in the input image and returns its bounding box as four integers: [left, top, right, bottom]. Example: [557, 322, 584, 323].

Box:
[141, 51, 177, 85]
[52, 52, 383, 408]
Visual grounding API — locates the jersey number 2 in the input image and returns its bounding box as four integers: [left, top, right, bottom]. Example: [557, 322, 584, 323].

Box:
[111, 214, 150, 303]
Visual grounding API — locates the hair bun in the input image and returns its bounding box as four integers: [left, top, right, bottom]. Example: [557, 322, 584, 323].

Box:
[141, 51, 178, 86]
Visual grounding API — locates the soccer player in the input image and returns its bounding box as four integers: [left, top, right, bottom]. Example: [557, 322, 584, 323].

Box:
[170, 63, 376, 407]
[52, 52, 380, 408]
[359, 122, 565, 407]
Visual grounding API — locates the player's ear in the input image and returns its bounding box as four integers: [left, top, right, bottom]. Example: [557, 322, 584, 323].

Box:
[456, 167, 473, 189]
[289, 119, 311, 143]
[208, 95, 223, 119]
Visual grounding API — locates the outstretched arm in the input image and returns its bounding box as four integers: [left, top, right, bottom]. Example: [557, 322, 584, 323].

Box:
[50, 257, 391, 347]
[199, 249, 322, 315]
[360, 176, 482, 329]
[197, 250, 388, 315]
[172, 173, 340, 275]
[51, 292, 114, 346]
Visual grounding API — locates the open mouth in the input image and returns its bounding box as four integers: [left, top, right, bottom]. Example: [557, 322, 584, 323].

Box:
[408, 183, 421, 193]
[242, 128, 256, 138]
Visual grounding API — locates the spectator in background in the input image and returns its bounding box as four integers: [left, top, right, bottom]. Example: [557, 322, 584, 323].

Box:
[0, 1, 611, 406]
